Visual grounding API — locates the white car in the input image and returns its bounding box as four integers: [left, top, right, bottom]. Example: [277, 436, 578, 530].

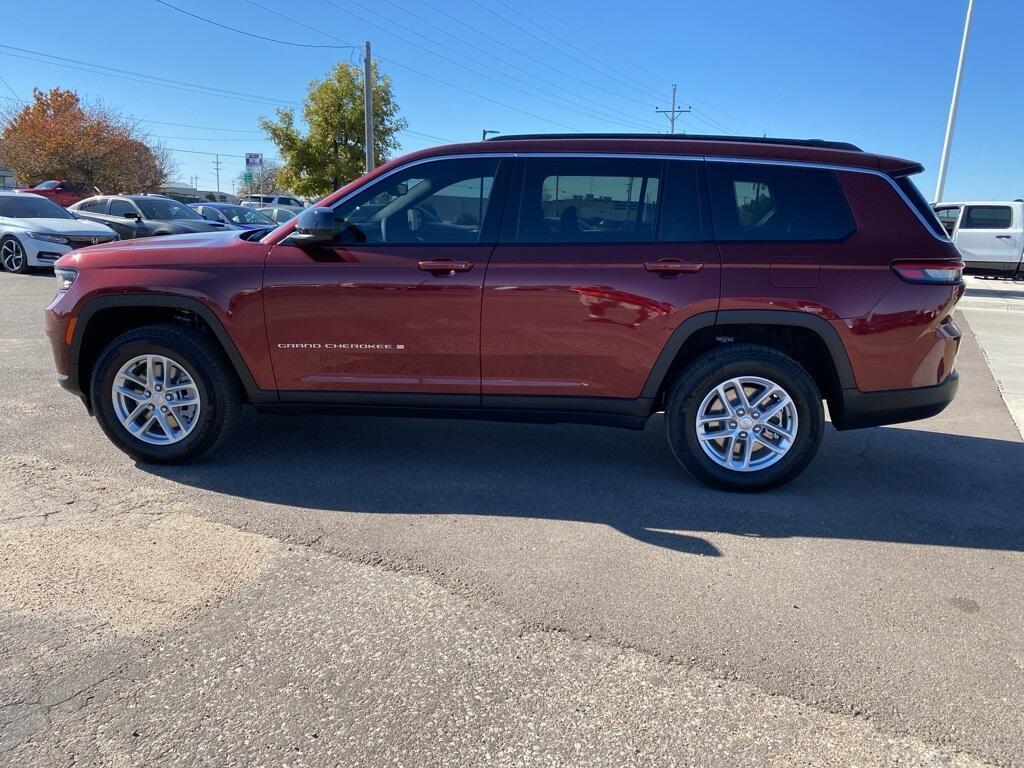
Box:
[0, 191, 119, 273]
[239, 194, 305, 214]
[258, 206, 299, 224]
[933, 200, 1024, 276]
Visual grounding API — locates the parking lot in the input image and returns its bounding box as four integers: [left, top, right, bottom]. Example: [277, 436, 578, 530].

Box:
[2, 271, 1023, 766]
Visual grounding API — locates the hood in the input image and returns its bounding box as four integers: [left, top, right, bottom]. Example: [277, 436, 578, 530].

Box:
[1, 216, 117, 237]
[166, 219, 233, 232]
[55, 229, 264, 270]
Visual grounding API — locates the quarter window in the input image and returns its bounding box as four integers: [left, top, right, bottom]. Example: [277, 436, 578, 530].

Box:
[962, 205, 1012, 229]
[514, 157, 662, 243]
[78, 198, 108, 213]
[707, 162, 855, 242]
[934, 206, 961, 235]
[332, 157, 502, 245]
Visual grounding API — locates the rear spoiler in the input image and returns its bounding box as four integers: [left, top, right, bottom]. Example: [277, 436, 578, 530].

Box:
[889, 162, 925, 177]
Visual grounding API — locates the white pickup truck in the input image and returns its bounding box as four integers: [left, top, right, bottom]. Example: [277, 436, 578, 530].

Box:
[933, 200, 1024, 276]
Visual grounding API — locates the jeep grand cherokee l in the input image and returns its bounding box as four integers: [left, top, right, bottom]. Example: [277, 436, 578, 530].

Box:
[44, 135, 964, 491]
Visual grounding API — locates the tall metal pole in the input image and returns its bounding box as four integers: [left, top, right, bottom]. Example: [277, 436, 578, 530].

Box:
[934, 0, 975, 203]
[364, 40, 375, 173]
[213, 154, 221, 194]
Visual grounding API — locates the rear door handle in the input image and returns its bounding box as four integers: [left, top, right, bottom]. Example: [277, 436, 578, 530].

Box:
[418, 259, 474, 274]
[644, 260, 703, 274]
[995, 235, 1012, 239]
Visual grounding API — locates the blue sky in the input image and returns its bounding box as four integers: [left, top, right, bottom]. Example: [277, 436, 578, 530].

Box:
[0, 0, 1019, 202]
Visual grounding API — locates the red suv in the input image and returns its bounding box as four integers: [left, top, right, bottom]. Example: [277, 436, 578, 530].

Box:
[44, 135, 964, 491]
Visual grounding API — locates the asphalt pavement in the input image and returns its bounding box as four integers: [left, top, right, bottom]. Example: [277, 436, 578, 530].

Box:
[1, 271, 1022, 767]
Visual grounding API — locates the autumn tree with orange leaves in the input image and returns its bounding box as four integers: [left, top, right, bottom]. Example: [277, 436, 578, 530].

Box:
[0, 88, 175, 193]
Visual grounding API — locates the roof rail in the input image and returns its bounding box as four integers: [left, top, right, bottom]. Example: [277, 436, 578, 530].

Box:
[484, 133, 863, 152]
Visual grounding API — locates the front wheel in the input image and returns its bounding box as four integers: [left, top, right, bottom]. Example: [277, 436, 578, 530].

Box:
[0, 235, 29, 273]
[665, 344, 824, 492]
[90, 324, 240, 463]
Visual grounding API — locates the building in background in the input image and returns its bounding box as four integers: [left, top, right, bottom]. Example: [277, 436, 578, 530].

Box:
[0, 164, 16, 190]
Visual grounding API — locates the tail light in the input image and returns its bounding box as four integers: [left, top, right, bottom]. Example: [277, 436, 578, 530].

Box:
[890, 260, 964, 285]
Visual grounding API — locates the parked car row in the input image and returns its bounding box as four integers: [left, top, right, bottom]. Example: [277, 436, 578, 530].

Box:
[0, 189, 301, 272]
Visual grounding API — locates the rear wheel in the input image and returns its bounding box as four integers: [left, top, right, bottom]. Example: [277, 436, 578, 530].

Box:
[665, 344, 824, 491]
[0, 236, 28, 274]
[90, 324, 240, 463]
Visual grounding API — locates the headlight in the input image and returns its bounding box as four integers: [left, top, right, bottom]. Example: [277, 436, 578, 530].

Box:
[28, 232, 70, 245]
[54, 268, 77, 292]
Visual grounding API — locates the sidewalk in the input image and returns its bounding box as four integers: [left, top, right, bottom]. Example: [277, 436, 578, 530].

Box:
[959, 275, 1024, 438]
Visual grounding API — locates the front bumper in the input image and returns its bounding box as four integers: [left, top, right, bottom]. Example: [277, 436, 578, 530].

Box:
[22, 235, 72, 267]
[831, 370, 959, 430]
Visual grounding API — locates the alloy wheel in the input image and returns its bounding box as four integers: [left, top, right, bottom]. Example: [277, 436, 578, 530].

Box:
[111, 354, 202, 445]
[1, 238, 25, 272]
[694, 375, 799, 472]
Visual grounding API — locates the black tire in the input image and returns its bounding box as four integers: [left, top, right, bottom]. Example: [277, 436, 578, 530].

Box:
[90, 324, 241, 463]
[665, 344, 824, 492]
[0, 235, 29, 274]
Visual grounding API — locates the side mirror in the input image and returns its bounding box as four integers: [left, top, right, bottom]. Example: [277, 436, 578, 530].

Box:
[288, 207, 335, 247]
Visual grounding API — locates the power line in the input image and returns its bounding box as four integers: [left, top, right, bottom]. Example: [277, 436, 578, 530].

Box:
[369, 0, 667, 132]
[316, 0, 584, 131]
[138, 119, 263, 133]
[240, 0, 586, 133]
[0, 73, 21, 103]
[0, 46, 297, 108]
[489, 0, 666, 103]
[153, 0, 356, 50]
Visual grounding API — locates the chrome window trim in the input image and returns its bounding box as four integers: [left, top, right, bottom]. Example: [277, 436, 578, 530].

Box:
[317, 150, 949, 244]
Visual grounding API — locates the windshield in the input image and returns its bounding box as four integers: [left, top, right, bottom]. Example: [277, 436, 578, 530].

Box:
[218, 205, 275, 225]
[34, 181, 60, 190]
[135, 198, 202, 220]
[0, 196, 74, 219]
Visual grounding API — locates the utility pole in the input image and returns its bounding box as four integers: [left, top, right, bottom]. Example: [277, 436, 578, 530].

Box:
[213, 154, 222, 194]
[934, 0, 975, 203]
[655, 84, 692, 134]
[364, 40, 375, 173]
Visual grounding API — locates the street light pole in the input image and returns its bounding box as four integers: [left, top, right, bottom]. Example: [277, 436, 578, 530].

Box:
[934, 0, 975, 203]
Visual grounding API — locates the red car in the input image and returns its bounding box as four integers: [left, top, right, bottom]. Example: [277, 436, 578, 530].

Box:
[17, 180, 90, 208]
[45, 134, 963, 490]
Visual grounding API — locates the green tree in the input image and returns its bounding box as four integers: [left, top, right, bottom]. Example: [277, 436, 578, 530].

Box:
[259, 61, 406, 198]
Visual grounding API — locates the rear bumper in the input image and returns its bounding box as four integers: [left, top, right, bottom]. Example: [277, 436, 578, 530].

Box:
[832, 371, 959, 430]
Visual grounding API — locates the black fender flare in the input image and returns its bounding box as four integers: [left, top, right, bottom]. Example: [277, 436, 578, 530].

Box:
[68, 294, 274, 402]
[640, 309, 857, 399]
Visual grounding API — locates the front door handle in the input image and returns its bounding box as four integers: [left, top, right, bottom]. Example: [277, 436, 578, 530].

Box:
[418, 259, 474, 274]
[644, 259, 703, 274]
[995, 235, 1012, 239]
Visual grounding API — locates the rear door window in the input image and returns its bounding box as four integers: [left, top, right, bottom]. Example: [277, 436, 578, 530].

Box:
[707, 162, 855, 242]
[962, 205, 1012, 229]
[512, 156, 662, 244]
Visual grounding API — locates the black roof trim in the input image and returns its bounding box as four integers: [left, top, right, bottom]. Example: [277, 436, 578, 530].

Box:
[485, 133, 863, 152]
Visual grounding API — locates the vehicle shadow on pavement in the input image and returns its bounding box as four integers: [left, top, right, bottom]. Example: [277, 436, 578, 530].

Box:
[143, 412, 1024, 558]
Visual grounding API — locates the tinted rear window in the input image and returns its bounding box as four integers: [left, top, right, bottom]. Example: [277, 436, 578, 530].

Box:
[707, 162, 855, 242]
